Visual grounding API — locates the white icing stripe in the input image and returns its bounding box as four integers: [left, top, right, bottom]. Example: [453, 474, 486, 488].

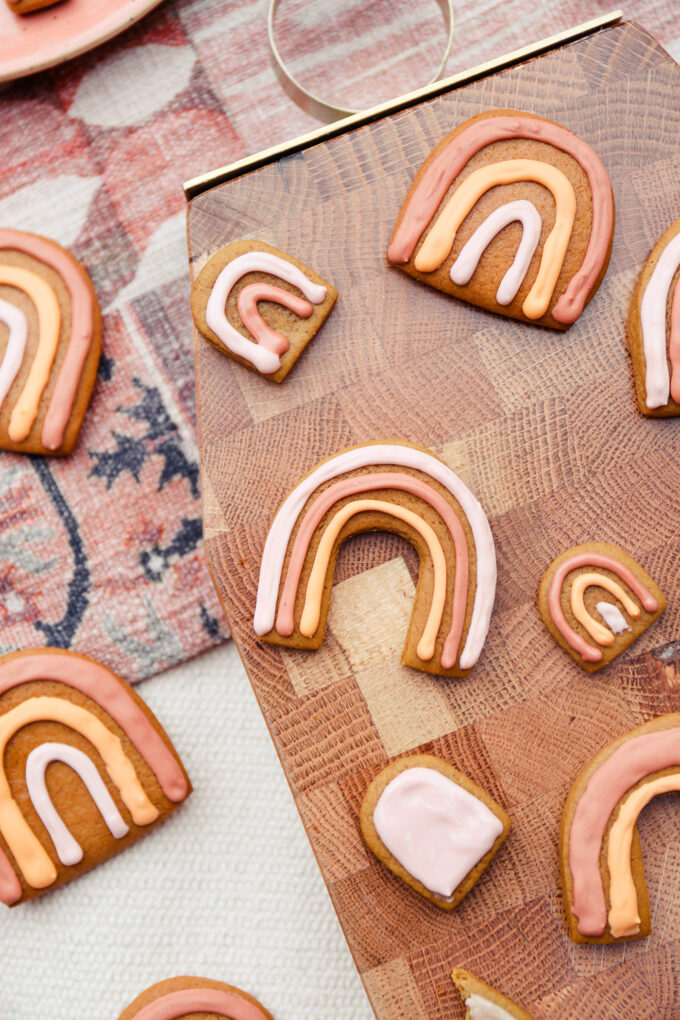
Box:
[640, 231, 680, 408]
[26, 742, 129, 866]
[466, 994, 516, 1020]
[253, 444, 496, 669]
[205, 252, 327, 374]
[595, 601, 630, 634]
[450, 199, 542, 305]
[0, 298, 28, 410]
[372, 767, 503, 898]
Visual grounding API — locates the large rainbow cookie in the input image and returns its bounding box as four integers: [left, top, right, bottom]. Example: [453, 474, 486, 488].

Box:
[387, 110, 614, 330]
[117, 977, 273, 1020]
[0, 648, 190, 905]
[360, 755, 510, 910]
[253, 440, 496, 677]
[0, 229, 101, 454]
[452, 969, 534, 1020]
[538, 542, 665, 672]
[628, 216, 680, 416]
[561, 714, 680, 943]
[191, 240, 337, 382]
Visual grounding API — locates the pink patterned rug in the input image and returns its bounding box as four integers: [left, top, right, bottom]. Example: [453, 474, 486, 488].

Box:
[1, 0, 677, 681]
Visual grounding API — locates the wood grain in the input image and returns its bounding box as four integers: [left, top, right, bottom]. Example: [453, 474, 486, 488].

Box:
[188, 22, 680, 1019]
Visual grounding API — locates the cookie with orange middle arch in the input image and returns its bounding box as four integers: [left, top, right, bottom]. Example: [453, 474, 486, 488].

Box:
[538, 541, 665, 672]
[387, 109, 614, 330]
[0, 648, 191, 906]
[452, 969, 535, 1020]
[191, 239, 337, 382]
[360, 755, 510, 911]
[0, 229, 100, 454]
[117, 977, 274, 1020]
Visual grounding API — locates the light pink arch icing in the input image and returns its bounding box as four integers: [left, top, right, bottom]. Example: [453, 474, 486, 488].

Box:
[275, 471, 470, 669]
[0, 652, 188, 802]
[237, 283, 313, 357]
[129, 988, 270, 1020]
[547, 553, 658, 662]
[387, 114, 614, 324]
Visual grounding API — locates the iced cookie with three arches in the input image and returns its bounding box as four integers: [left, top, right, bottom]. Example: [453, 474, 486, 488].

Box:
[191, 239, 337, 381]
[387, 110, 614, 329]
[360, 755, 510, 910]
[116, 977, 273, 1020]
[538, 542, 665, 672]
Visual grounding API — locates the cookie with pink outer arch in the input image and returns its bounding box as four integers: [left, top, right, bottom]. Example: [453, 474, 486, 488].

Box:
[359, 754, 510, 911]
[191, 239, 337, 382]
[538, 541, 665, 672]
[116, 977, 274, 1020]
[452, 969, 535, 1020]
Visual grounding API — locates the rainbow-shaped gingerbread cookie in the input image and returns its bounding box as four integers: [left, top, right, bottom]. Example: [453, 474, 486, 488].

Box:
[0, 649, 190, 905]
[253, 441, 496, 676]
[388, 110, 614, 329]
[561, 714, 680, 943]
[0, 229, 100, 454]
[116, 978, 273, 1020]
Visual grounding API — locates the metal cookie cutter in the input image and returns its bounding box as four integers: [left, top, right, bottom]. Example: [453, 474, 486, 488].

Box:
[268, 0, 455, 123]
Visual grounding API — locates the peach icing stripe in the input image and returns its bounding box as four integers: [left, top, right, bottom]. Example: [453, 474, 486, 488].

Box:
[569, 571, 639, 647]
[237, 282, 313, 356]
[0, 696, 158, 888]
[26, 742, 130, 867]
[0, 298, 28, 410]
[0, 845, 21, 905]
[275, 471, 469, 669]
[299, 498, 447, 661]
[129, 988, 270, 1020]
[254, 445, 496, 670]
[414, 159, 576, 319]
[205, 251, 326, 374]
[607, 772, 680, 938]
[449, 198, 542, 305]
[0, 653, 188, 803]
[569, 726, 680, 936]
[547, 553, 658, 663]
[0, 230, 97, 451]
[0, 265, 60, 442]
[387, 113, 613, 324]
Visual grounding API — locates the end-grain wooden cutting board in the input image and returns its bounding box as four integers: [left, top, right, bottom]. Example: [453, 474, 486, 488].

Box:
[187, 20, 680, 1019]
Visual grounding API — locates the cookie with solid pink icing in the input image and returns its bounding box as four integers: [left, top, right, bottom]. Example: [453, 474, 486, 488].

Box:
[191, 239, 337, 382]
[360, 754, 510, 911]
[117, 976, 274, 1020]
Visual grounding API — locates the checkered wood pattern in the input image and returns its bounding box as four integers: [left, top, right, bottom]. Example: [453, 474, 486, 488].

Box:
[189, 22, 680, 1019]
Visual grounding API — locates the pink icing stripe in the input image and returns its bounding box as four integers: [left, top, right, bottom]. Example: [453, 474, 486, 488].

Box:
[0, 652, 187, 803]
[387, 114, 613, 324]
[547, 553, 658, 663]
[569, 726, 680, 936]
[237, 282, 313, 356]
[0, 230, 96, 452]
[275, 472, 469, 669]
[0, 844, 21, 905]
[129, 988, 270, 1020]
[669, 272, 680, 405]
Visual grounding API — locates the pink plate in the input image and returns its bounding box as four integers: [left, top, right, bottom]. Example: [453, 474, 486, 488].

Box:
[0, 0, 165, 82]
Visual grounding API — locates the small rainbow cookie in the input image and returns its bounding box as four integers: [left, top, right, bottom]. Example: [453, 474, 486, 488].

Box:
[561, 714, 680, 943]
[0, 229, 100, 455]
[360, 755, 510, 911]
[253, 440, 497, 677]
[628, 216, 680, 416]
[0, 648, 190, 905]
[452, 969, 534, 1020]
[191, 239, 337, 382]
[538, 542, 665, 672]
[387, 109, 614, 330]
[117, 977, 274, 1020]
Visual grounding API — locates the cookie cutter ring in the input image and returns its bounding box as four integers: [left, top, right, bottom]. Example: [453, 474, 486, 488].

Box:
[268, 0, 455, 124]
